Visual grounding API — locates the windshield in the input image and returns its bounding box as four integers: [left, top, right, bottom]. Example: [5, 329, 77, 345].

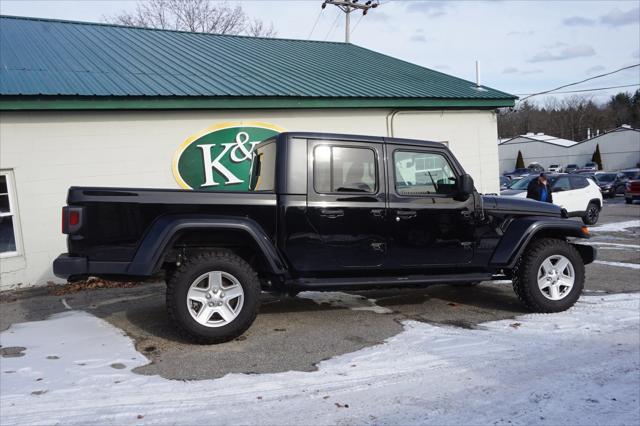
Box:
[595, 173, 615, 183]
[567, 164, 577, 168]
[549, 165, 559, 168]
[248, 139, 276, 191]
[507, 175, 536, 190]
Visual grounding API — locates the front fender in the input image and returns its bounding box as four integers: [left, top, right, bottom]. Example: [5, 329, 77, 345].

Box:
[127, 214, 287, 276]
[490, 216, 590, 268]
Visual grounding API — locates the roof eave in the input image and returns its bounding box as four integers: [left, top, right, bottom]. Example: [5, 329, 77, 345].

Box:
[0, 96, 517, 111]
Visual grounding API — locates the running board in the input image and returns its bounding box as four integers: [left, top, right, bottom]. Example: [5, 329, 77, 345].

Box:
[289, 273, 493, 290]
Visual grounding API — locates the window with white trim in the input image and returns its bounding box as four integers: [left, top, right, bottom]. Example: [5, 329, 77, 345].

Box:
[0, 171, 19, 256]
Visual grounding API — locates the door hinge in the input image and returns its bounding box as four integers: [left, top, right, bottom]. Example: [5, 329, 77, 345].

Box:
[460, 210, 472, 219]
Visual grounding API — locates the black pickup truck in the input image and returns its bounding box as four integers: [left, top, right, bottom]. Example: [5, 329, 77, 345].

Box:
[54, 132, 596, 343]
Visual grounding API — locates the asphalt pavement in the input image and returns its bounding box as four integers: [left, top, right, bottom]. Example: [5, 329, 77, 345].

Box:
[1, 196, 638, 381]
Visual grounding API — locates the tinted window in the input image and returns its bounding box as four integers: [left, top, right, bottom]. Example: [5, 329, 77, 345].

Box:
[394, 151, 457, 196]
[570, 176, 589, 189]
[595, 173, 615, 183]
[313, 145, 377, 193]
[552, 176, 571, 191]
[249, 142, 276, 191]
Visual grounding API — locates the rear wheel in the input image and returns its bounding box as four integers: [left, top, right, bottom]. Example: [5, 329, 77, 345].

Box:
[512, 238, 584, 313]
[166, 250, 260, 344]
[582, 202, 600, 225]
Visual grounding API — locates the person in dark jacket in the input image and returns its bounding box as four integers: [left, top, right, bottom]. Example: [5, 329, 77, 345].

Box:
[527, 173, 553, 203]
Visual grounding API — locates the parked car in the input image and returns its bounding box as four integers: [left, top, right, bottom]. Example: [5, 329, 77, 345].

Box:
[548, 164, 563, 173]
[528, 163, 545, 173]
[582, 162, 598, 172]
[503, 168, 530, 180]
[499, 176, 511, 190]
[619, 168, 640, 181]
[565, 164, 579, 173]
[53, 132, 596, 343]
[593, 172, 626, 198]
[625, 179, 640, 204]
[500, 173, 603, 225]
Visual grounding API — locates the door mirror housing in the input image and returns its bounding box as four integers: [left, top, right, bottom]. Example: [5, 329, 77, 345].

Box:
[458, 174, 474, 198]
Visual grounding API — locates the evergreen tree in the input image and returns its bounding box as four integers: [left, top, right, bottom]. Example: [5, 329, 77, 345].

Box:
[592, 144, 603, 170]
[516, 150, 525, 169]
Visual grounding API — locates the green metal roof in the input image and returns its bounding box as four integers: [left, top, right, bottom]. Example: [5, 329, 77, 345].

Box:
[0, 15, 516, 110]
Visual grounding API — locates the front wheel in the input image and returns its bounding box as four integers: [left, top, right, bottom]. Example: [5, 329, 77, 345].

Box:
[166, 250, 260, 344]
[512, 238, 584, 313]
[582, 202, 600, 225]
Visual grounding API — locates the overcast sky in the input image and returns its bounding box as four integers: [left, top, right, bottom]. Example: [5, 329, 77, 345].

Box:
[1, 0, 639, 104]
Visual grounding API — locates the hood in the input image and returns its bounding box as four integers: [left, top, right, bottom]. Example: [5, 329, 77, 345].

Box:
[483, 195, 562, 217]
[500, 189, 526, 197]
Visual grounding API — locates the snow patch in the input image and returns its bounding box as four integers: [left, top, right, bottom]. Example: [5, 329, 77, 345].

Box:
[1, 295, 639, 425]
[298, 291, 393, 314]
[590, 220, 640, 232]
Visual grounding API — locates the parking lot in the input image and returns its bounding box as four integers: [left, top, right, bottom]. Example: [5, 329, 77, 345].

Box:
[1, 197, 638, 381]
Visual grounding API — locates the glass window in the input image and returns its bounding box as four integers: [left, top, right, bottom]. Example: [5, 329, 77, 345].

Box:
[570, 176, 589, 189]
[394, 151, 457, 196]
[551, 176, 571, 191]
[313, 145, 377, 193]
[0, 173, 18, 255]
[248, 141, 276, 192]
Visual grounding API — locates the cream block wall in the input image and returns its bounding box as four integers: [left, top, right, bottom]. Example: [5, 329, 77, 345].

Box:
[0, 108, 499, 290]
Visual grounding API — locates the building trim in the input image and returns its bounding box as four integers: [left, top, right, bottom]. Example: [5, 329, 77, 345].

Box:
[0, 96, 516, 111]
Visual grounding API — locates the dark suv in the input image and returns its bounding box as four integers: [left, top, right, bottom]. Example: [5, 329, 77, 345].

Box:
[54, 133, 596, 343]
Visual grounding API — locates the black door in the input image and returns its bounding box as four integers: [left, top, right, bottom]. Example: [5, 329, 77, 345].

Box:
[305, 139, 387, 270]
[384, 144, 476, 269]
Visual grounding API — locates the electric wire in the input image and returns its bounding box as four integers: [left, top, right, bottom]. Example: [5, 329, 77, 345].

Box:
[307, 8, 324, 40]
[518, 64, 640, 102]
[515, 83, 640, 96]
[324, 9, 342, 41]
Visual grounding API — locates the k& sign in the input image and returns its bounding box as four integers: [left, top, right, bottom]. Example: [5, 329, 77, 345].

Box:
[172, 122, 284, 191]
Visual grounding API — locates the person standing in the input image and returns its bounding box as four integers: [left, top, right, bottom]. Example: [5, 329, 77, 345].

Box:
[527, 173, 553, 203]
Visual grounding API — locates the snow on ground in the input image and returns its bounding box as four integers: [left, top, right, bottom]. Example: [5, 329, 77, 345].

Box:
[590, 220, 640, 232]
[297, 291, 393, 314]
[1, 294, 639, 426]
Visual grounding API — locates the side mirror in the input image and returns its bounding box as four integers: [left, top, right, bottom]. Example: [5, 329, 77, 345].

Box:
[458, 174, 474, 198]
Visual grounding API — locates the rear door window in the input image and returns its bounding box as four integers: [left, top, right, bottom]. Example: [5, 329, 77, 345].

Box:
[552, 176, 571, 191]
[313, 145, 377, 194]
[570, 176, 589, 189]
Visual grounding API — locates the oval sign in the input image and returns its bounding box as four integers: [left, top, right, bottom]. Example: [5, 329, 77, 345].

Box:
[172, 122, 284, 191]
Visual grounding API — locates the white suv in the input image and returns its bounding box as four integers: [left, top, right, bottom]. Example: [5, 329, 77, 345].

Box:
[500, 174, 603, 224]
[548, 164, 563, 173]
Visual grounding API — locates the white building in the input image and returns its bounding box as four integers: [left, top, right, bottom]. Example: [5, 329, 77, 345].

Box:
[0, 16, 515, 290]
[498, 126, 640, 173]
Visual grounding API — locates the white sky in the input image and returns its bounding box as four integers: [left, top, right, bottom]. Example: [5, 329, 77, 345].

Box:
[1, 0, 639, 104]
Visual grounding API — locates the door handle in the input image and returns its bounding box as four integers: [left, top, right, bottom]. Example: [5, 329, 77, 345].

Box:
[395, 209, 417, 220]
[371, 208, 385, 218]
[320, 208, 344, 218]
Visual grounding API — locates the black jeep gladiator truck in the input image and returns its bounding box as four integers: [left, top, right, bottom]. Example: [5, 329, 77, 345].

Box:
[54, 132, 596, 343]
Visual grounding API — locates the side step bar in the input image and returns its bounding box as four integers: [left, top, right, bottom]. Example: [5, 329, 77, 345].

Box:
[289, 273, 493, 290]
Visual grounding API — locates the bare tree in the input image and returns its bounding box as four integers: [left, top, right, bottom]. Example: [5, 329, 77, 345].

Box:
[105, 0, 277, 37]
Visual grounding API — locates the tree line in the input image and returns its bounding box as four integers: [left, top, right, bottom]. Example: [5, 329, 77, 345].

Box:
[498, 90, 640, 141]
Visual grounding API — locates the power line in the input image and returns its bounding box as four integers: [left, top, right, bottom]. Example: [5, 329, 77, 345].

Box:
[517, 64, 640, 102]
[350, 14, 364, 35]
[307, 8, 324, 40]
[324, 9, 342, 41]
[515, 83, 640, 96]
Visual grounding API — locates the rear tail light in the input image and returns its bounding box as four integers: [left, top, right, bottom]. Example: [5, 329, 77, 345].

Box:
[62, 206, 83, 234]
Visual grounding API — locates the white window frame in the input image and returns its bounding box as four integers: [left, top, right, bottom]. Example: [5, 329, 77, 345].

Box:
[0, 170, 22, 258]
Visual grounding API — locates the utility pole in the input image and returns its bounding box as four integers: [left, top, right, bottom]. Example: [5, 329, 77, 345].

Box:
[321, 1, 380, 43]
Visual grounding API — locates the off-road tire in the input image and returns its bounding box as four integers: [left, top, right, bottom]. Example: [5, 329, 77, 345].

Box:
[512, 238, 584, 313]
[166, 250, 260, 344]
[581, 202, 600, 225]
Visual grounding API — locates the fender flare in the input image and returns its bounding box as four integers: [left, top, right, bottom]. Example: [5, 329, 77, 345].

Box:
[126, 214, 287, 276]
[490, 216, 590, 268]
